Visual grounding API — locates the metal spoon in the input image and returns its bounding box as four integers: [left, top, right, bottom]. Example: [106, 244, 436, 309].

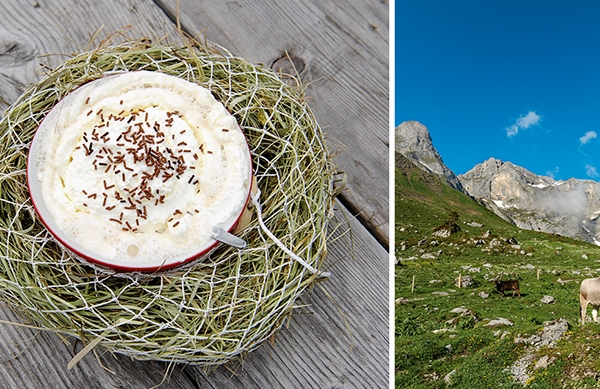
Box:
[211, 227, 247, 249]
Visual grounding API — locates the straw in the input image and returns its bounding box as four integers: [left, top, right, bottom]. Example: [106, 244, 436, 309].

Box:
[0, 40, 336, 366]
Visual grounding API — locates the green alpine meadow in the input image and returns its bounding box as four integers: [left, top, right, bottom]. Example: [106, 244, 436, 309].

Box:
[396, 150, 600, 388]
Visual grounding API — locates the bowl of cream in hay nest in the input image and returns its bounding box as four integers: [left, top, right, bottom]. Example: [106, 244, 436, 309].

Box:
[28, 70, 253, 272]
[0, 41, 336, 366]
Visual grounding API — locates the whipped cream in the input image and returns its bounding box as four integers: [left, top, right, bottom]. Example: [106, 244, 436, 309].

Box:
[29, 71, 251, 269]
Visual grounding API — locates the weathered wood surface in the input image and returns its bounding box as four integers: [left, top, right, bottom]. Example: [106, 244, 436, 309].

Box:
[0, 0, 390, 388]
[155, 0, 390, 246]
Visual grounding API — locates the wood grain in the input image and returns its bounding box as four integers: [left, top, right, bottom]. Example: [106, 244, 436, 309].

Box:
[154, 0, 390, 246]
[0, 0, 184, 115]
[0, 1, 390, 388]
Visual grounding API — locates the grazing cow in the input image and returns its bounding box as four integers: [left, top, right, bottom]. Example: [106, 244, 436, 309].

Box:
[492, 279, 520, 297]
[580, 277, 600, 325]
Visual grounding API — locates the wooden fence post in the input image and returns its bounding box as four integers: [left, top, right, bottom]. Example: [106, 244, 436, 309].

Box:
[411, 275, 415, 293]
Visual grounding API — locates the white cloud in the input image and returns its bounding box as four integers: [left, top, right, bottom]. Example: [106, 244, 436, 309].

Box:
[586, 164, 599, 178]
[580, 131, 597, 145]
[506, 124, 519, 137]
[546, 167, 559, 179]
[536, 182, 589, 216]
[506, 111, 541, 137]
[516, 111, 541, 129]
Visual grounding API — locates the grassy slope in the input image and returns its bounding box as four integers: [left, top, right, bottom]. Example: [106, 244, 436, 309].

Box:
[395, 153, 600, 388]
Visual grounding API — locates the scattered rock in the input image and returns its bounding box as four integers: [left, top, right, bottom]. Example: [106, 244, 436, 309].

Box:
[507, 237, 519, 245]
[482, 230, 490, 238]
[521, 264, 535, 270]
[515, 334, 542, 346]
[541, 295, 555, 304]
[432, 328, 455, 334]
[489, 238, 502, 247]
[444, 369, 457, 385]
[429, 279, 443, 284]
[454, 275, 475, 288]
[534, 355, 556, 370]
[540, 319, 569, 347]
[467, 222, 483, 227]
[421, 253, 437, 260]
[582, 254, 589, 260]
[557, 278, 574, 285]
[418, 238, 428, 246]
[395, 297, 410, 305]
[450, 306, 475, 317]
[511, 354, 535, 385]
[512, 244, 522, 250]
[511, 319, 569, 384]
[432, 292, 449, 296]
[469, 267, 481, 273]
[485, 318, 514, 327]
[433, 229, 451, 238]
[479, 291, 489, 299]
[494, 330, 511, 339]
[446, 317, 461, 325]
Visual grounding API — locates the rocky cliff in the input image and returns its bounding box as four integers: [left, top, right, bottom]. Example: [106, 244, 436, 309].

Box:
[395, 121, 465, 192]
[459, 158, 600, 244]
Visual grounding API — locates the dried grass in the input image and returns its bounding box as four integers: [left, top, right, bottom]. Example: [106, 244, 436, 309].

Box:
[0, 40, 335, 366]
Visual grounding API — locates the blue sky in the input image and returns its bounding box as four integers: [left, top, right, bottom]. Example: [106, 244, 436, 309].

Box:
[396, 0, 600, 181]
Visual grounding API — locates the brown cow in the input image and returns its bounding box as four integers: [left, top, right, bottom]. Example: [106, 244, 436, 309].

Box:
[492, 279, 520, 297]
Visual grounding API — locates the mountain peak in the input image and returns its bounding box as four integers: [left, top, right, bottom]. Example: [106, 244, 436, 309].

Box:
[395, 121, 464, 192]
[459, 157, 600, 244]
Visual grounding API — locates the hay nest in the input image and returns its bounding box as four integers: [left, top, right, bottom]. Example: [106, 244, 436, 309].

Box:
[0, 41, 335, 366]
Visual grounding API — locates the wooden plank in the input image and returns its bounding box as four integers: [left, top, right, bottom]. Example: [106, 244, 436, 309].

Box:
[154, 0, 390, 246]
[0, 306, 197, 389]
[0, 0, 184, 116]
[0, 202, 388, 388]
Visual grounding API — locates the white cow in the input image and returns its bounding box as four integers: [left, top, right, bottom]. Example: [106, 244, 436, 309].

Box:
[580, 277, 600, 325]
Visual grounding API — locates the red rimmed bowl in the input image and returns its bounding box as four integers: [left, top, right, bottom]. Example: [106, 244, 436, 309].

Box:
[27, 71, 253, 272]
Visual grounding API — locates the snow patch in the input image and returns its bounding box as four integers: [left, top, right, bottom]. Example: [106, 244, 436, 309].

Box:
[493, 200, 508, 209]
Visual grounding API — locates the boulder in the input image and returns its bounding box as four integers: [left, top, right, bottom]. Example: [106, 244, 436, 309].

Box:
[485, 318, 514, 327]
[534, 355, 556, 370]
[454, 275, 475, 288]
[541, 295, 555, 304]
[444, 369, 457, 385]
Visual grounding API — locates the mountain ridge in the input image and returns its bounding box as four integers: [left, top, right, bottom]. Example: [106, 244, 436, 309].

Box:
[396, 120, 600, 245]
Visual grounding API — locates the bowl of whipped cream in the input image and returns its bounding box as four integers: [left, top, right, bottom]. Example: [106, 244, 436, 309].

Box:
[27, 71, 253, 272]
